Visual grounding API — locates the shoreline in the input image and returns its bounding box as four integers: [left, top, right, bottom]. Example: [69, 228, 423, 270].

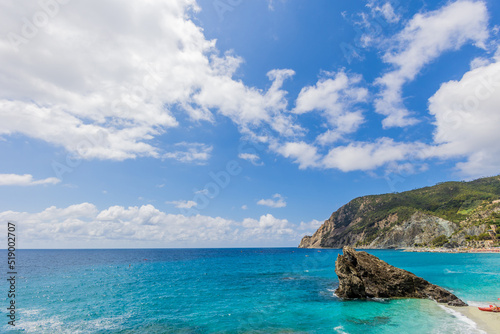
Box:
[401, 247, 500, 253]
[447, 305, 500, 334]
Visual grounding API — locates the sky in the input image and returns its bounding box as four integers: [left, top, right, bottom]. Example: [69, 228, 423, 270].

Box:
[0, 0, 500, 248]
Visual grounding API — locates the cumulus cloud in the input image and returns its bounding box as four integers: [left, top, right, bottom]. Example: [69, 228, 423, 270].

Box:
[273, 141, 321, 169]
[257, 194, 287, 208]
[1, 0, 498, 180]
[0, 174, 60, 186]
[375, 0, 489, 127]
[428, 53, 500, 178]
[0, 203, 303, 248]
[241, 214, 295, 239]
[322, 138, 426, 172]
[163, 142, 213, 164]
[293, 71, 368, 144]
[238, 153, 263, 166]
[0, 0, 301, 161]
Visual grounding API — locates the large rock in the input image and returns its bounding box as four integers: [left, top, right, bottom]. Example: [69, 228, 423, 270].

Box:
[334, 246, 467, 306]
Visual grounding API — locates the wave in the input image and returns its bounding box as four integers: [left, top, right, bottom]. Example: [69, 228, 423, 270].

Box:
[8, 310, 129, 334]
[334, 325, 349, 334]
[444, 269, 463, 274]
[444, 268, 499, 275]
[438, 305, 486, 334]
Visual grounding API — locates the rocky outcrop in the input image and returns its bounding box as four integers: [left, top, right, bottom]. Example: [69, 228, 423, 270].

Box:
[335, 246, 467, 306]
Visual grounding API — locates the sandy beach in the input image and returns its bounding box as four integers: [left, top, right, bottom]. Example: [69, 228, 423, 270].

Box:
[448, 305, 500, 334]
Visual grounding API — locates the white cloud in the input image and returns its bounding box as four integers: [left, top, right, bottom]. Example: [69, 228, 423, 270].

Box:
[241, 205, 248, 210]
[273, 137, 432, 173]
[366, 1, 400, 19]
[0, 203, 305, 248]
[470, 57, 491, 70]
[428, 55, 500, 178]
[293, 71, 368, 144]
[238, 153, 263, 166]
[0, 174, 60, 186]
[375, 0, 489, 127]
[376, 2, 400, 23]
[167, 200, 198, 209]
[241, 214, 295, 239]
[275, 55, 500, 176]
[273, 141, 320, 169]
[163, 142, 212, 164]
[322, 138, 425, 172]
[0, 0, 301, 161]
[257, 193, 287, 208]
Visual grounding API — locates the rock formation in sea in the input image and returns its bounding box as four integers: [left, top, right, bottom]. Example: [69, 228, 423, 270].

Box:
[334, 246, 468, 306]
[299, 175, 500, 249]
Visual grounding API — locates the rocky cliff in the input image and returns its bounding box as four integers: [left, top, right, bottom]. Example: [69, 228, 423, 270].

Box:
[299, 176, 500, 249]
[335, 246, 467, 306]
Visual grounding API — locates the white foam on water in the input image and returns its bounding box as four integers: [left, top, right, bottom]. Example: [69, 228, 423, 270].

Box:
[334, 325, 349, 334]
[10, 311, 129, 334]
[438, 305, 487, 334]
[13, 315, 66, 333]
[470, 270, 500, 275]
[466, 300, 488, 307]
[444, 268, 463, 274]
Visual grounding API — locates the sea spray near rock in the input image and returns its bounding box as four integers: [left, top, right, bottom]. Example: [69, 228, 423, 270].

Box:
[334, 246, 468, 306]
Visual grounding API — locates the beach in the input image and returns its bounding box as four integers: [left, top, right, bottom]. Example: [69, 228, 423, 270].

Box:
[448, 305, 500, 334]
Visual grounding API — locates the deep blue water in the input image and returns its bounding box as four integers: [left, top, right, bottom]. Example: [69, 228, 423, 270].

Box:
[1, 248, 499, 333]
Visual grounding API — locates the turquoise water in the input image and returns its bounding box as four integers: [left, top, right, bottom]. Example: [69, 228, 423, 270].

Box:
[1, 248, 499, 333]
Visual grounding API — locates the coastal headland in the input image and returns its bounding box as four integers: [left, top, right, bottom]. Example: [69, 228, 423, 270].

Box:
[299, 175, 500, 251]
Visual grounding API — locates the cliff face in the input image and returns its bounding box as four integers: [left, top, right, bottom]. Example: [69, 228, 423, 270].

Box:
[299, 176, 500, 249]
[335, 246, 467, 306]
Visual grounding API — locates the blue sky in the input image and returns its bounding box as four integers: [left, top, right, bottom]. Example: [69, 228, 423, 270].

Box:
[1, 0, 500, 248]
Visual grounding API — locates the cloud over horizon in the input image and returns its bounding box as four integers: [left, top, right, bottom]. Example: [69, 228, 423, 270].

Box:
[0, 203, 316, 248]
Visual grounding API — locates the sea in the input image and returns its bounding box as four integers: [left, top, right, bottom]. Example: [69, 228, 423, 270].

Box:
[1, 248, 499, 333]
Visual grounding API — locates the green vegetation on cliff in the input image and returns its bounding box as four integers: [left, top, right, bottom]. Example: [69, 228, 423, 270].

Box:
[300, 175, 500, 249]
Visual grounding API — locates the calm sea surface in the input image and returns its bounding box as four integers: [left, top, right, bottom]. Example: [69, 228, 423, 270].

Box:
[1, 248, 499, 333]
